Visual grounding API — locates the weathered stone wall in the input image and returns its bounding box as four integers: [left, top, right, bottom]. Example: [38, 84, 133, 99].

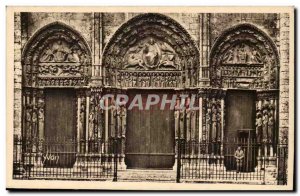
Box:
[102, 13, 201, 47]
[210, 13, 280, 47]
[102, 13, 126, 46]
[16, 12, 289, 143]
[22, 12, 94, 50]
[279, 13, 290, 143]
[19, 12, 282, 63]
[14, 12, 22, 136]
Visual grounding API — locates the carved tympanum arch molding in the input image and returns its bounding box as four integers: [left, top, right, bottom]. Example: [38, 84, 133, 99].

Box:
[209, 23, 280, 90]
[22, 22, 92, 88]
[102, 13, 200, 88]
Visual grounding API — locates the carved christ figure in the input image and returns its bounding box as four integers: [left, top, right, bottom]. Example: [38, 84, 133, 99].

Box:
[52, 40, 69, 62]
[238, 46, 247, 63]
[143, 43, 159, 67]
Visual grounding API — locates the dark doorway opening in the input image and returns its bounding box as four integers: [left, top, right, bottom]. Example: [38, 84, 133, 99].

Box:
[224, 90, 257, 171]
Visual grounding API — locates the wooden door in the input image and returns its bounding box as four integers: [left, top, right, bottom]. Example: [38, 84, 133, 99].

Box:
[225, 90, 256, 139]
[44, 89, 76, 168]
[125, 90, 175, 169]
[224, 90, 256, 170]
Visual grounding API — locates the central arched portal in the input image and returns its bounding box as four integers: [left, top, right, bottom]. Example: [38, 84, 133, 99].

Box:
[103, 13, 199, 169]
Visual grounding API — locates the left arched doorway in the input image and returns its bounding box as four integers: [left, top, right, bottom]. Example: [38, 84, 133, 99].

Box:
[21, 22, 92, 167]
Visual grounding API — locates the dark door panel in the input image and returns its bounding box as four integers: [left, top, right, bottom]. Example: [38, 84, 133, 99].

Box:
[125, 90, 175, 169]
[44, 89, 76, 168]
[224, 90, 256, 171]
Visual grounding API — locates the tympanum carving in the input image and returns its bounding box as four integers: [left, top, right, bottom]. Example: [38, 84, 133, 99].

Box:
[210, 24, 279, 90]
[124, 38, 180, 70]
[103, 14, 199, 88]
[22, 22, 92, 87]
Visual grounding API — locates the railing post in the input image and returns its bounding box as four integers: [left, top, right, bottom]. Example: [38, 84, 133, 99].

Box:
[176, 139, 182, 183]
[113, 138, 118, 182]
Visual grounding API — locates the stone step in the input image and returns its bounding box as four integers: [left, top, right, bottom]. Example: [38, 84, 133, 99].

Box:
[118, 169, 177, 182]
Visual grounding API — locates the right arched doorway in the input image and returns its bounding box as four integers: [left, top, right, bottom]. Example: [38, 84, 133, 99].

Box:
[209, 24, 280, 171]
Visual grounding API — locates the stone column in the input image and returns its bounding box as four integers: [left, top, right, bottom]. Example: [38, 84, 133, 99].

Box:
[198, 96, 203, 142]
[219, 90, 226, 169]
[119, 104, 127, 170]
[91, 13, 103, 85]
[220, 95, 225, 156]
[76, 93, 81, 153]
[173, 97, 181, 170]
[85, 91, 90, 153]
[35, 89, 45, 168]
[104, 94, 109, 154]
[74, 90, 85, 170]
[198, 13, 211, 87]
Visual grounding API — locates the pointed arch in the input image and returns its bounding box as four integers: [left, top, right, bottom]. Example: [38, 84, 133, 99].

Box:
[102, 13, 200, 88]
[22, 22, 92, 87]
[209, 23, 279, 89]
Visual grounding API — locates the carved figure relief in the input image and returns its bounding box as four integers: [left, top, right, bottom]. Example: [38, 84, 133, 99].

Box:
[256, 110, 263, 143]
[124, 38, 179, 70]
[179, 108, 186, 139]
[222, 44, 263, 65]
[22, 22, 92, 87]
[110, 100, 117, 138]
[79, 97, 86, 140]
[25, 105, 32, 139]
[89, 92, 105, 140]
[38, 40, 88, 77]
[103, 14, 199, 88]
[210, 24, 279, 90]
[32, 108, 38, 138]
[256, 91, 278, 146]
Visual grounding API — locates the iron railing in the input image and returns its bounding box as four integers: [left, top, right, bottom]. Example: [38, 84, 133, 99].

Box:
[13, 135, 119, 181]
[13, 135, 288, 184]
[176, 138, 288, 184]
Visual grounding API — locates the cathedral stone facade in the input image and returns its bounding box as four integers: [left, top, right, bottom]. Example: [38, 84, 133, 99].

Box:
[13, 12, 291, 182]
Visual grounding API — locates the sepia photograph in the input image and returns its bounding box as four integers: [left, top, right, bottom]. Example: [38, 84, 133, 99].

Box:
[6, 6, 294, 191]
